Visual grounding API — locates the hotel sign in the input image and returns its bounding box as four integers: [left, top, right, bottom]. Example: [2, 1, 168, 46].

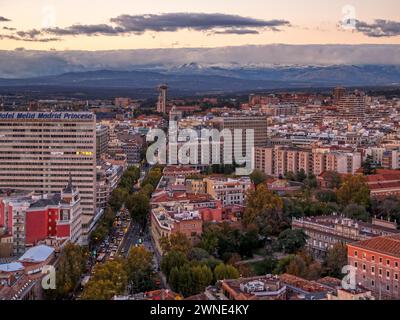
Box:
[0, 112, 94, 120]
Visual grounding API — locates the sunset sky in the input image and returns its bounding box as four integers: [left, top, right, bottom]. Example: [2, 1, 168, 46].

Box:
[0, 0, 400, 50]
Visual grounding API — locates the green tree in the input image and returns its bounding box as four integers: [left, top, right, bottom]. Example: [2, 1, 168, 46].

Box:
[82, 260, 128, 300]
[362, 155, 376, 175]
[324, 243, 348, 278]
[109, 188, 129, 211]
[191, 265, 213, 294]
[316, 190, 337, 203]
[343, 203, 369, 221]
[126, 191, 150, 226]
[161, 250, 189, 278]
[295, 169, 307, 182]
[214, 263, 240, 280]
[278, 229, 307, 254]
[127, 246, 155, 293]
[142, 167, 162, 189]
[250, 169, 267, 186]
[47, 244, 87, 299]
[337, 175, 370, 207]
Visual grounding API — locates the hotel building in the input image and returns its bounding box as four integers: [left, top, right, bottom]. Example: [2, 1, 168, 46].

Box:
[0, 112, 96, 239]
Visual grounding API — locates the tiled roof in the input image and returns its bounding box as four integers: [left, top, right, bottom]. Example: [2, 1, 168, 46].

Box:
[348, 234, 400, 257]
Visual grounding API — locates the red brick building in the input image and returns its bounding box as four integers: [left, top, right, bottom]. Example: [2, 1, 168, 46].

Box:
[348, 234, 400, 299]
[0, 180, 82, 255]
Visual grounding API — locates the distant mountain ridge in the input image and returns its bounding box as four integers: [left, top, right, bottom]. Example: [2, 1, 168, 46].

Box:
[0, 64, 399, 93]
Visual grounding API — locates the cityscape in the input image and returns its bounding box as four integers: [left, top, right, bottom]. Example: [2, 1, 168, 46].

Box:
[0, 0, 400, 311]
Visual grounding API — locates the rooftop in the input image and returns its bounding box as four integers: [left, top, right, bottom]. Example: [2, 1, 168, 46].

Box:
[18, 245, 54, 264]
[348, 234, 400, 258]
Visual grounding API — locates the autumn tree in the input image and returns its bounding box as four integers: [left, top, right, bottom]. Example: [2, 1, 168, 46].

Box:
[336, 175, 370, 207]
[243, 184, 287, 235]
[160, 232, 192, 256]
[82, 260, 128, 300]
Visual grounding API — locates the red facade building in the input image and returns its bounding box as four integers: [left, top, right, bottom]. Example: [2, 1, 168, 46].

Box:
[348, 234, 400, 299]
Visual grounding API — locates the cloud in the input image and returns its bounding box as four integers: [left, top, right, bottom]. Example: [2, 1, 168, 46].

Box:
[3, 26, 16, 31]
[213, 28, 260, 35]
[0, 44, 399, 78]
[0, 16, 11, 22]
[355, 19, 400, 37]
[0, 33, 60, 42]
[10, 13, 290, 41]
[108, 13, 290, 34]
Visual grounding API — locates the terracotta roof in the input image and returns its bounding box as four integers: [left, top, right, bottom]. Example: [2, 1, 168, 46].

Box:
[348, 234, 400, 258]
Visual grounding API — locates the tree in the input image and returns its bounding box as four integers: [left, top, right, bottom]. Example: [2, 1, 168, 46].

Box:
[191, 265, 213, 294]
[214, 263, 240, 280]
[295, 169, 307, 182]
[250, 170, 267, 186]
[119, 166, 140, 190]
[159, 232, 192, 256]
[337, 175, 370, 207]
[324, 243, 348, 278]
[47, 244, 87, 299]
[239, 227, 260, 258]
[316, 190, 337, 203]
[343, 203, 369, 221]
[109, 188, 129, 211]
[362, 155, 377, 175]
[188, 247, 211, 261]
[126, 191, 150, 226]
[82, 260, 128, 300]
[127, 246, 155, 293]
[322, 171, 342, 189]
[274, 252, 321, 280]
[142, 167, 162, 189]
[278, 229, 307, 254]
[304, 173, 318, 189]
[243, 184, 287, 235]
[161, 250, 189, 278]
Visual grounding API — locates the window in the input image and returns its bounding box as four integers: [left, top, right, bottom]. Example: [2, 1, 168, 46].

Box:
[387, 259, 391, 266]
[363, 252, 366, 259]
[395, 273, 399, 281]
[363, 264, 366, 272]
[371, 266, 375, 274]
[371, 280, 375, 287]
[395, 262, 399, 268]
[355, 262, 358, 268]
[379, 269, 383, 276]
[354, 251, 358, 257]
[387, 285, 390, 291]
[372, 255, 375, 262]
[379, 257, 383, 264]
[387, 271, 390, 279]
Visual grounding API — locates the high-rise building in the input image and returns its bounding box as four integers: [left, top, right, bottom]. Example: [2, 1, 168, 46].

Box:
[0, 112, 96, 239]
[333, 86, 346, 104]
[338, 91, 366, 123]
[156, 84, 168, 114]
[96, 124, 109, 161]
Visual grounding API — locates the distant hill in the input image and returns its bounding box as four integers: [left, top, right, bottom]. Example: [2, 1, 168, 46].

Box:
[0, 65, 399, 94]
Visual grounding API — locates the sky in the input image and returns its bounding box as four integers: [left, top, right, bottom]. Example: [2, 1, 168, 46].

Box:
[0, 0, 400, 50]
